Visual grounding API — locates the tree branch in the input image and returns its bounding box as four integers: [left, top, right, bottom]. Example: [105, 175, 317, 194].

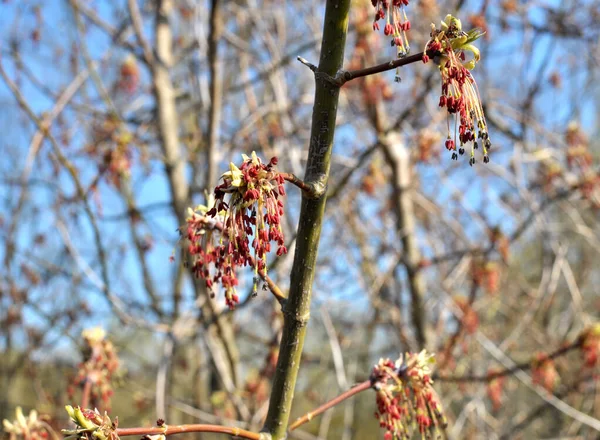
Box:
[262, 1, 351, 438]
[116, 424, 263, 439]
[288, 380, 371, 432]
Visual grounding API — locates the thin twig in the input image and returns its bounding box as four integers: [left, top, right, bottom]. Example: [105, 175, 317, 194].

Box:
[116, 424, 262, 439]
[280, 173, 323, 198]
[288, 380, 371, 432]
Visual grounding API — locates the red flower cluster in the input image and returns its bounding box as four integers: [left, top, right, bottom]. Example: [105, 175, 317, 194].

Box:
[371, 0, 411, 79]
[370, 351, 446, 439]
[423, 16, 491, 165]
[68, 328, 119, 411]
[186, 152, 287, 309]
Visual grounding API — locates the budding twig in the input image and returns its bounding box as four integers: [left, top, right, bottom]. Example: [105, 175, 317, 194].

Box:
[296, 56, 317, 72]
[298, 51, 436, 87]
[280, 173, 325, 199]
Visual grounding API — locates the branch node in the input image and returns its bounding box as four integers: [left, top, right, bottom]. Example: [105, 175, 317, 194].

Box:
[283, 309, 311, 326]
[305, 176, 327, 199]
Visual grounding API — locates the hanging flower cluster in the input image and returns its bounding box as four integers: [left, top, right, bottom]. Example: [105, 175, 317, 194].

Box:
[371, 0, 412, 81]
[185, 152, 287, 309]
[423, 15, 491, 165]
[370, 350, 446, 439]
[68, 328, 120, 411]
[2, 407, 57, 440]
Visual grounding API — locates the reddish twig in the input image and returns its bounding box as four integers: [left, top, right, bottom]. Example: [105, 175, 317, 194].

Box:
[298, 51, 434, 87]
[80, 379, 92, 410]
[280, 173, 323, 198]
[116, 424, 261, 439]
[288, 380, 371, 431]
[339, 51, 432, 84]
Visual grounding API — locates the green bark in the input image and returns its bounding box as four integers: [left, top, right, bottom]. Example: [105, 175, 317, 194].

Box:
[262, 1, 351, 439]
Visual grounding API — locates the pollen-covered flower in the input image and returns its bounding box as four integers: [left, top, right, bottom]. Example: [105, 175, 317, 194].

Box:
[370, 350, 447, 439]
[185, 152, 287, 309]
[423, 15, 491, 165]
[371, 0, 412, 80]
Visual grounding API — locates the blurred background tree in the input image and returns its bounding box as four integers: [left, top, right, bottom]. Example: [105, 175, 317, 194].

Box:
[0, 0, 599, 439]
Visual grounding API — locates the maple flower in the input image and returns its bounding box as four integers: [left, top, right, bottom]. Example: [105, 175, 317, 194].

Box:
[371, 0, 412, 81]
[370, 350, 447, 439]
[185, 152, 287, 309]
[423, 15, 491, 165]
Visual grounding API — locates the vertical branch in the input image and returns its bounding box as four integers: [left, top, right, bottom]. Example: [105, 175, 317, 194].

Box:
[381, 133, 428, 349]
[262, 1, 351, 438]
[152, 0, 240, 412]
[154, 0, 189, 221]
[206, 0, 223, 190]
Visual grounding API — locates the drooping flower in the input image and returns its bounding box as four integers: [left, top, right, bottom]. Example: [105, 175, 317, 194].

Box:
[185, 152, 287, 309]
[370, 350, 447, 439]
[423, 15, 491, 165]
[371, 0, 412, 81]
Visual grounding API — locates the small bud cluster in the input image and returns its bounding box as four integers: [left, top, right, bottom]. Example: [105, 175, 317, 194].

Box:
[565, 122, 600, 207]
[87, 115, 134, 188]
[68, 328, 119, 411]
[423, 15, 491, 165]
[486, 369, 505, 411]
[64, 406, 119, 440]
[118, 56, 139, 94]
[581, 324, 600, 368]
[370, 350, 447, 439]
[371, 0, 411, 81]
[2, 407, 56, 440]
[471, 260, 500, 295]
[531, 353, 559, 392]
[185, 152, 287, 309]
[454, 296, 479, 335]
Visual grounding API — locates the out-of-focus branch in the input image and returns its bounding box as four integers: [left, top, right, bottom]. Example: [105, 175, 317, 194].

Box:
[127, 0, 154, 65]
[435, 337, 583, 382]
